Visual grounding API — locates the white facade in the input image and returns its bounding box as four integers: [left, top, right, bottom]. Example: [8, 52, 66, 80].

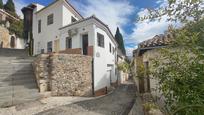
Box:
[31, 0, 118, 93]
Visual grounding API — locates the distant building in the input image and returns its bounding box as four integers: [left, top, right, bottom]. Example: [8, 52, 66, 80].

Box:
[0, 9, 25, 49]
[133, 34, 172, 93]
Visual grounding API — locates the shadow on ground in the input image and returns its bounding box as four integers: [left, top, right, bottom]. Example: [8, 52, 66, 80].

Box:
[36, 83, 136, 115]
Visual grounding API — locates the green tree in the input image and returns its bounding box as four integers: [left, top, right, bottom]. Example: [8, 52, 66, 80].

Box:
[115, 27, 126, 55]
[0, 0, 3, 9]
[8, 20, 23, 38]
[4, 0, 16, 16]
[140, 0, 204, 22]
[150, 20, 204, 115]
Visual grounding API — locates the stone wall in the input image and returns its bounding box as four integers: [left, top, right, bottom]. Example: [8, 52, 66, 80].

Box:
[32, 54, 50, 92]
[0, 26, 10, 48]
[33, 53, 93, 97]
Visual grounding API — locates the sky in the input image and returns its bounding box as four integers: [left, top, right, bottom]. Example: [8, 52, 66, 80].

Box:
[2, 0, 180, 56]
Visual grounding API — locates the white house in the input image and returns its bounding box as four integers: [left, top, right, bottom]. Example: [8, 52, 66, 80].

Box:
[22, 0, 118, 95]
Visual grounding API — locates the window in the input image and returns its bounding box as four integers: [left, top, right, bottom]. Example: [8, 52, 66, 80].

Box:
[38, 20, 41, 33]
[66, 37, 72, 48]
[41, 49, 44, 54]
[112, 47, 115, 54]
[47, 41, 52, 53]
[47, 14, 54, 25]
[109, 43, 112, 53]
[71, 16, 77, 23]
[97, 33, 104, 48]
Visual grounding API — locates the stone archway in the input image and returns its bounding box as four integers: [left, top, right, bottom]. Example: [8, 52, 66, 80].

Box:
[10, 36, 15, 48]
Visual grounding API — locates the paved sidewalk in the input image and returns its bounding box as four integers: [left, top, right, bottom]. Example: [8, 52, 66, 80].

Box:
[0, 96, 94, 115]
[37, 83, 136, 115]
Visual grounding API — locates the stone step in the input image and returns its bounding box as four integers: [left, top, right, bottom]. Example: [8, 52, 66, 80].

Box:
[0, 74, 36, 81]
[0, 92, 41, 108]
[0, 48, 28, 57]
[0, 88, 39, 97]
[0, 77, 37, 87]
[0, 63, 32, 68]
[0, 59, 34, 64]
[0, 83, 38, 93]
[0, 70, 34, 75]
[0, 68, 33, 73]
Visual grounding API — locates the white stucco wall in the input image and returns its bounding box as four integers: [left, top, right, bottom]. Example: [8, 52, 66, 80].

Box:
[33, 1, 64, 55]
[62, 4, 79, 27]
[93, 26, 117, 91]
[59, 20, 95, 51]
[16, 38, 25, 49]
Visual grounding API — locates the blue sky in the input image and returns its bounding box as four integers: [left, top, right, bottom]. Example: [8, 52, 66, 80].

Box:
[3, 0, 178, 56]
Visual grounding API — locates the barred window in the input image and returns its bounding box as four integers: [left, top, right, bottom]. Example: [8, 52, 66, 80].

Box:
[38, 20, 41, 33]
[97, 33, 104, 48]
[47, 14, 54, 25]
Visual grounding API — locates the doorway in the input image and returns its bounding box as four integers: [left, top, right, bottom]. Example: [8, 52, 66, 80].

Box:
[82, 34, 88, 55]
[54, 39, 60, 52]
[10, 36, 15, 48]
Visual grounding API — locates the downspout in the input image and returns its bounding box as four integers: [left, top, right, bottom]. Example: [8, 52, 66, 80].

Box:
[92, 59, 95, 96]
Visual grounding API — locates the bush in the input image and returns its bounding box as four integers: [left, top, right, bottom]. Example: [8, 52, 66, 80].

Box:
[150, 21, 204, 115]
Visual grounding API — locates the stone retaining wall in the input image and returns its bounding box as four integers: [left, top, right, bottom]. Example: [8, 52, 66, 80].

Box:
[33, 53, 93, 97]
[32, 54, 50, 92]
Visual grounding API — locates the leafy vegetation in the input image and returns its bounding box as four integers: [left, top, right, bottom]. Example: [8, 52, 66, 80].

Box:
[115, 27, 126, 55]
[117, 61, 130, 73]
[150, 19, 204, 115]
[4, 0, 17, 17]
[8, 20, 23, 38]
[0, 0, 23, 38]
[0, 0, 3, 9]
[140, 0, 204, 22]
[138, 0, 204, 114]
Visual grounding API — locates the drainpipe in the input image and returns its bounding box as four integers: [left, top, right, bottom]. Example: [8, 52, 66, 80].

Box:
[92, 58, 95, 96]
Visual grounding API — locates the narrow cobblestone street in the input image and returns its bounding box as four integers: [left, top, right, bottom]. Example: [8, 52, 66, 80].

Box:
[37, 82, 136, 115]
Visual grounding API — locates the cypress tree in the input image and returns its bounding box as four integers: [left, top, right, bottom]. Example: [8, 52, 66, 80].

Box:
[4, 0, 16, 14]
[0, 0, 3, 9]
[115, 27, 126, 55]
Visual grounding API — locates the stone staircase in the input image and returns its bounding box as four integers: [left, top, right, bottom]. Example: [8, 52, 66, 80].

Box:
[0, 48, 41, 107]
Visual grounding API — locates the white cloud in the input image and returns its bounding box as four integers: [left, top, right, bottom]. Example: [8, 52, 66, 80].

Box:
[125, 0, 182, 56]
[3, 0, 27, 18]
[126, 45, 138, 57]
[70, 0, 135, 34]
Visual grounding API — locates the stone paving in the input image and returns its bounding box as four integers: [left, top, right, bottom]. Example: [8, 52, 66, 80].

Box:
[37, 82, 137, 115]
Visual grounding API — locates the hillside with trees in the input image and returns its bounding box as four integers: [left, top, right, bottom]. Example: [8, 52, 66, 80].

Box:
[4, 0, 16, 17]
[0, 0, 23, 38]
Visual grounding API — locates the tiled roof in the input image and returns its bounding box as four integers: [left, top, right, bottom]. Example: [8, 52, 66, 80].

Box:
[138, 34, 172, 48]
